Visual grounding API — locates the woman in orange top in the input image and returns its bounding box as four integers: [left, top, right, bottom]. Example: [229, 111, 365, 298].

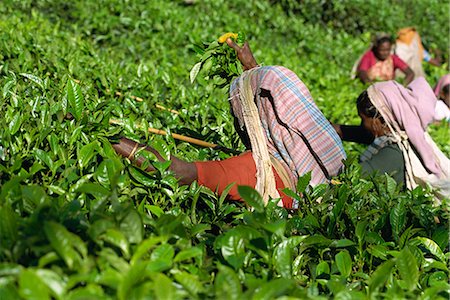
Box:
[395, 27, 441, 79]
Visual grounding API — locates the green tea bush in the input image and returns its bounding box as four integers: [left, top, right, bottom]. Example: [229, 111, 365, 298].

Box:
[0, 0, 448, 299]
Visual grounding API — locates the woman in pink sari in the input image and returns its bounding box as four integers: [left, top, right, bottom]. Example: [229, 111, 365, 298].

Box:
[334, 77, 450, 202]
[356, 35, 414, 85]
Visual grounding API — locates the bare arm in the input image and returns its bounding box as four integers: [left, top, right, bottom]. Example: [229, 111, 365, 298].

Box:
[428, 57, 441, 67]
[357, 70, 372, 84]
[226, 38, 259, 70]
[112, 137, 198, 186]
[331, 123, 375, 144]
[402, 67, 414, 86]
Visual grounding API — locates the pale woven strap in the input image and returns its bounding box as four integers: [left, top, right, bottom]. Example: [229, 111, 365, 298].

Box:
[270, 155, 295, 191]
[368, 86, 416, 189]
[238, 70, 280, 205]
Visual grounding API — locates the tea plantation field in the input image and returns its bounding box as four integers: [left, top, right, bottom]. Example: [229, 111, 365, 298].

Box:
[0, 1, 449, 299]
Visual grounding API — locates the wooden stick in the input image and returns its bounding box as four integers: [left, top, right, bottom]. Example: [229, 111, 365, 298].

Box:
[109, 119, 217, 148]
[107, 89, 180, 114]
[155, 104, 180, 115]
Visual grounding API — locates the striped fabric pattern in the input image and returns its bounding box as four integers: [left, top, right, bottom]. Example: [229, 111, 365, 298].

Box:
[229, 66, 346, 186]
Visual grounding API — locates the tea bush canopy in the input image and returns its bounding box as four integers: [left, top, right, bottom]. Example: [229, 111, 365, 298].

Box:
[0, 1, 449, 299]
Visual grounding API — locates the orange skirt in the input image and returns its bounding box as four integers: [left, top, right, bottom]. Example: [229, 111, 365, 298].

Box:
[194, 152, 294, 208]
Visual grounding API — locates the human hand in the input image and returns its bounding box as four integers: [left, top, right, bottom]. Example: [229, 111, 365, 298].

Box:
[226, 38, 258, 71]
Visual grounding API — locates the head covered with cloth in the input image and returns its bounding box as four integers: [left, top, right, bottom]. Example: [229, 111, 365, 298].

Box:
[229, 66, 346, 205]
[366, 77, 450, 200]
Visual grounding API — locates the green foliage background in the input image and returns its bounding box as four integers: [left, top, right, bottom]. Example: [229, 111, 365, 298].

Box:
[0, 0, 449, 299]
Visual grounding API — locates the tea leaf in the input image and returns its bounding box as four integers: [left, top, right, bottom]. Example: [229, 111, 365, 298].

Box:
[396, 247, 418, 291]
[237, 185, 264, 212]
[335, 250, 352, 277]
[214, 264, 242, 300]
[369, 259, 395, 293]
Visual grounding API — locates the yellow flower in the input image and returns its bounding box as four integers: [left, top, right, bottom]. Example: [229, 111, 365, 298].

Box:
[218, 32, 238, 43]
[331, 179, 343, 185]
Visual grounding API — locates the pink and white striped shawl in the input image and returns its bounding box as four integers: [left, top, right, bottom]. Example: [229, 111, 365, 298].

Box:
[229, 66, 346, 186]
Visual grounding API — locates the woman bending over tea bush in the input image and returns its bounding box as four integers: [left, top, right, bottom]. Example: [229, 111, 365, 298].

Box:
[333, 77, 450, 200]
[112, 39, 346, 209]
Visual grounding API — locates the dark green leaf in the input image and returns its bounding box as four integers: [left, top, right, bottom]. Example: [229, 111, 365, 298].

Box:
[237, 185, 264, 212]
[369, 259, 395, 293]
[119, 209, 143, 244]
[174, 247, 203, 263]
[273, 240, 292, 278]
[220, 230, 246, 269]
[296, 171, 311, 193]
[214, 264, 242, 300]
[44, 221, 86, 270]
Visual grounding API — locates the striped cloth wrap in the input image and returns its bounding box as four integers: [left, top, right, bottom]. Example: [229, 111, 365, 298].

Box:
[229, 66, 346, 187]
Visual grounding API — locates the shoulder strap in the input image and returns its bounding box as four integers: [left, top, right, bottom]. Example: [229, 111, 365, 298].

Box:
[260, 89, 332, 181]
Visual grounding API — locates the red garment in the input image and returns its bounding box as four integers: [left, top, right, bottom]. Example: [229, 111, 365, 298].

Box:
[194, 152, 294, 209]
[358, 50, 408, 80]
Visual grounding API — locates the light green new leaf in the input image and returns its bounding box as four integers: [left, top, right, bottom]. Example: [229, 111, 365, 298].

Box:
[316, 261, 330, 276]
[100, 229, 130, 258]
[420, 283, 450, 300]
[219, 182, 235, 207]
[34, 149, 54, 170]
[153, 273, 176, 300]
[151, 140, 171, 161]
[330, 239, 356, 248]
[9, 113, 22, 135]
[335, 250, 352, 277]
[19, 269, 50, 300]
[411, 237, 446, 262]
[367, 244, 389, 260]
[20, 73, 45, 90]
[190, 62, 202, 84]
[385, 174, 397, 197]
[150, 244, 174, 264]
[174, 246, 203, 263]
[78, 141, 98, 169]
[396, 247, 418, 291]
[21, 185, 47, 213]
[66, 79, 84, 120]
[35, 269, 66, 299]
[302, 234, 332, 247]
